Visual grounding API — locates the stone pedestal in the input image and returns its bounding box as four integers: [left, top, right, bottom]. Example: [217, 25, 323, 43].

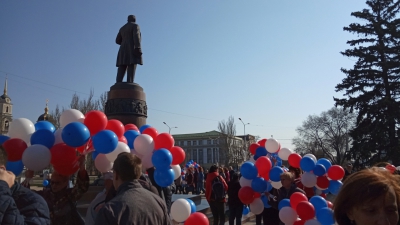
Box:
[104, 82, 147, 128]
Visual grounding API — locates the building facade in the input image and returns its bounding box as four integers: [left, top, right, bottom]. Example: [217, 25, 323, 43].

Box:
[0, 78, 12, 135]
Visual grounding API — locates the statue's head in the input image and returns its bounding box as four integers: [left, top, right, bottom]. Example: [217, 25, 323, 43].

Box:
[127, 15, 136, 22]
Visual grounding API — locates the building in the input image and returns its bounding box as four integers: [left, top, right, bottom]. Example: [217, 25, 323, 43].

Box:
[0, 78, 12, 135]
[37, 100, 50, 122]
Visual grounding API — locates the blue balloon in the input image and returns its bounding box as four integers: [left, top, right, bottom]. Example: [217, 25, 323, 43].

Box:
[300, 156, 316, 172]
[92, 151, 100, 160]
[186, 199, 196, 213]
[31, 129, 55, 149]
[139, 124, 151, 133]
[317, 158, 332, 171]
[266, 181, 273, 192]
[151, 149, 173, 169]
[316, 207, 334, 225]
[35, 121, 56, 133]
[261, 195, 271, 208]
[240, 162, 258, 180]
[328, 180, 342, 195]
[124, 130, 140, 149]
[92, 130, 118, 154]
[313, 164, 327, 176]
[322, 189, 330, 194]
[242, 206, 250, 215]
[251, 177, 268, 193]
[309, 196, 328, 212]
[269, 166, 284, 182]
[255, 147, 268, 157]
[62, 122, 90, 147]
[6, 160, 24, 176]
[278, 198, 291, 210]
[0, 135, 10, 145]
[276, 158, 283, 167]
[154, 168, 175, 187]
[43, 180, 49, 187]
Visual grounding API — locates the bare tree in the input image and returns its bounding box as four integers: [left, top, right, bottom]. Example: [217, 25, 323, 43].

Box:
[99, 91, 108, 112]
[218, 116, 244, 166]
[293, 107, 355, 165]
[48, 104, 63, 129]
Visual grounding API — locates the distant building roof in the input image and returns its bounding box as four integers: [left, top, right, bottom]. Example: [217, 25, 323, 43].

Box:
[172, 130, 222, 139]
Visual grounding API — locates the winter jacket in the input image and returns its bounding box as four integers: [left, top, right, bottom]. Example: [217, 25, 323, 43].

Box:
[0, 180, 50, 225]
[227, 180, 243, 207]
[205, 172, 228, 202]
[270, 183, 306, 210]
[147, 167, 175, 214]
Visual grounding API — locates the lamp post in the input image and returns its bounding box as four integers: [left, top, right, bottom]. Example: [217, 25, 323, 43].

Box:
[163, 122, 177, 134]
[238, 118, 249, 164]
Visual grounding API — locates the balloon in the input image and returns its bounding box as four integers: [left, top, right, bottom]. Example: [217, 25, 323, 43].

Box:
[151, 148, 173, 169]
[54, 129, 64, 144]
[301, 172, 317, 188]
[251, 177, 268, 193]
[255, 146, 268, 157]
[304, 154, 317, 162]
[279, 206, 298, 225]
[6, 160, 24, 176]
[118, 136, 127, 144]
[316, 158, 332, 171]
[238, 186, 255, 204]
[296, 201, 315, 220]
[141, 152, 154, 169]
[92, 130, 119, 154]
[278, 147, 292, 160]
[22, 145, 51, 171]
[92, 151, 99, 160]
[269, 166, 284, 182]
[30, 129, 55, 149]
[316, 176, 330, 190]
[386, 164, 396, 174]
[125, 123, 139, 132]
[261, 195, 270, 208]
[290, 192, 308, 209]
[240, 162, 258, 180]
[254, 192, 261, 198]
[62, 122, 90, 147]
[243, 206, 250, 215]
[258, 139, 267, 146]
[328, 180, 342, 195]
[171, 164, 182, 180]
[271, 181, 282, 189]
[139, 124, 152, 133]
[278, 198, 291, 210]
[250, 197, 264, 215]
[327, 165, 345, 180]
[249, 143, 260, 155]
[43, 180, 49, 187]
[304, 219, 322, 225]
[53, 158, 80, 176]
[170, 146, 185, 165]
[154, 133, 174, 150]
[184, 212, 208, 225]
[8, 118, 35, 144]
[171, 199, 191, 222]
[84, 110, 108, 136]
[60, 109, 84, 128]
[124, 130, 140, 149]
[105, 142, 130, 162]
[35, 121, 56, 133]
[50, 143, 77, 166]
[106, 119, 125, 138]
[316, 207, 334, 225]
[142, 127, 158, 140]
[3, 138, 27, 162]
[309, 196, 328, 212]
[239, 176, 252, 187]
[0, 135, 10, 144]
[134, 134, 155, 156]
[288, 153, 302, 168]
[300, 156, 316, 172]
[255, 156, 272, 175]
[265, 138, 280, 153]
[294, 220, 306, 225]
[313, 164, 327, 176]
[95, 154, 113, 173]
[186, 199, 196, 214]
[327, 201, 333, 209]
[154, 168, 175, 187]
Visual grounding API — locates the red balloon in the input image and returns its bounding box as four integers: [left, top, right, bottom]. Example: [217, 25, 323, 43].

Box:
[124, 123, 139, 132]
[296, 201, 315, 220]
[288, 153, 302, 168]
[261, 172, 270, 181]
[106, 120, 125, 138]
[293, 220, 305, 225]
[170, 146, 185, 165]
[3, 138, 28, 162]
[327, 165, 345, 180]
[154, 133, 174, 150]
[316, 176, 330, 189]
[327, 201, 333, 209]
[119, 136, 128, 144]
[254, 192, 261, 198]
[255, 156, 272, 175]
[76, 139, 93, 154]
[84, 110, 108, 136]
[184, 212, 209, 225]
[53, 159, 80, 176]
[249, 143, 260, 155]
[290, 192, 308, 209]
[50, 143, 77, 165]
[258, 139, 267, 147]
[142, 127, 158, 140]
[238, 186, 255, 204]
[386, 164, 396, 174]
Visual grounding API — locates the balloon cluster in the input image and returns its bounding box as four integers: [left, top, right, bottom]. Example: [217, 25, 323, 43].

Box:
[278, 193, 334, 225]
[171, 198, 208, 225]
[185, 160, 200, 168]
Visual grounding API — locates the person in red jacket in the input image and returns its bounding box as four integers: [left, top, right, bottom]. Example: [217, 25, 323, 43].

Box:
[206, 165, 228, 225]
[288, 166, 315, 199]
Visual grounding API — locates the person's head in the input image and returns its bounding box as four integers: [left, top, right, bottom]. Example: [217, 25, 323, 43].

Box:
[346, 163, 353, 171]
[103, 171, 114, 192]
[50, 171, 70, 193]
[229, 166, 233, 171]
[127, 15, 136, 22]
[112, 153, 142, 190]
[280, 171, 294, 189]
[288, 166, 302, 179]
[0, 145, 7, 170]
[209, 165, 218, 173]
[224, 167, 229, 173]
[334, 167, 400, 225]
[231, 172, 240, 182]
[199, 167, 204, 172]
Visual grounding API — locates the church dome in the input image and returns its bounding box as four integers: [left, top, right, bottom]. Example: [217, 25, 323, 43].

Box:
[37, 100, 49, 122]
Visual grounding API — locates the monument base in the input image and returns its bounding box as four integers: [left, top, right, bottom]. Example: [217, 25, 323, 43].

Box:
[104, 82, 147, 128]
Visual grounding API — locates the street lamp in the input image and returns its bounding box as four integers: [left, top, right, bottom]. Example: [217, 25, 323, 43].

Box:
[238, 118, 250, 163]
[163, 122, 177, 134]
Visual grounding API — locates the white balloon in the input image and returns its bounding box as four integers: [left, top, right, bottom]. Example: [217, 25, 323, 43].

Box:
[134, 134, 154, 156]
[22, 144, 51, 171]
[171, 164, 181, 180]
[239, 177, 252, 187]
[95, 154, 113, 173]
[54, 128, 64, 144]
[279, 206, 298, 225]
[278, 147, 293, 161]
[171, 198, 191, 222]
[301, 172, 317, 188]
[265, 138, 280, 153]
[60, 109, 84, 128]
[304, 219, 322, 225]
[105, 142, 130, 162]
[130, 148, 144, 159]
[315, 188, 322, 195]
[141, 151, 154, 169]
[250, 197, 264, 215]
[271, 180, 282, 189]
[304, 154, 317, 162]
[8, 118, 35, 144]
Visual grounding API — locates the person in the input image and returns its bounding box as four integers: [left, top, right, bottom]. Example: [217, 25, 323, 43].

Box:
[334, 167, 400, 225]
[229, 166, 235, 181]
[85, 171, 114, 225]
[219, 167, 226, 179]
[0, 146, 51, 225]
[227, 172, 243, 225]
[185, 168, 195, 194]
[197, 167, 205, 194]
[206, 165, 228, 225]
[115, 15, 143, 83]
[94, 153, 171, 225]
[343, 162, 353, 181]
[24, 155, 89, 225]
[146, 167, 175, 214]
[193, 167, 199, 194]
[288, 166, 314, 199]
[174, 175, 183, 194]
[224, 167, 231, 183]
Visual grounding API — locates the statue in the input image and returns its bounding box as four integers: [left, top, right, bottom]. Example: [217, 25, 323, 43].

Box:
[115, 15, 143, 83]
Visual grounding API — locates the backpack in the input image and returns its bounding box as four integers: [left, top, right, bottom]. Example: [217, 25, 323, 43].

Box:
[211, 176, 226, 201]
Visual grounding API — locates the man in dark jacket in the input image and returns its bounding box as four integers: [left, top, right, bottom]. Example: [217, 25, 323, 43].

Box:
[0, 147, 50, 225]
[95, 153, 171, 225]
[146, 167, 175, 213]
[227, 172, 243, 225]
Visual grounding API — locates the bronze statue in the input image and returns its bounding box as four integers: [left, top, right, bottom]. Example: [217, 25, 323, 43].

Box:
[116, 15, 143, 83]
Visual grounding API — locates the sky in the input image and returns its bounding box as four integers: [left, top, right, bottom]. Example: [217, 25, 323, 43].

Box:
[0, 1, 367, 150]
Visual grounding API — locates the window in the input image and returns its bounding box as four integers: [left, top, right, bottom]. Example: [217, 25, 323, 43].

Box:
[5, 106, 8, 113]
[199, 149, 203, 164]
[213, 139, 218, 145]
[187, 141, 191, 146]
[193, 140, 197, 146]
[193, 149, 197, 162]
[207, 139, 211, 145]
[207, 148, 212, 163]
[213, 148, 218, 163]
